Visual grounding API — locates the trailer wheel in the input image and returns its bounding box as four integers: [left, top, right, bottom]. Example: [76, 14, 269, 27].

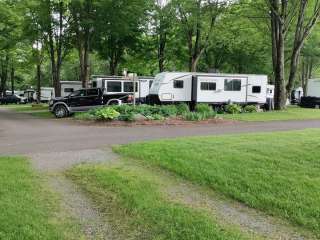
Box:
[54, 105, 68, 118]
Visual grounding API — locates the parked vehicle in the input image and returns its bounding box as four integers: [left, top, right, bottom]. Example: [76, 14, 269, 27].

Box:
[91, 75, 154, 104]
[33, 87, 55, 102]
[0, 94, 26, 104]
[300, 79, 320, 108]
[61, 81, 83, 97]
[147, 72, 274, 109]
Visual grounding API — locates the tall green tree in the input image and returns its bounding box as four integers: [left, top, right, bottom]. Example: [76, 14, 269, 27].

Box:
[93, 0, 151, 75]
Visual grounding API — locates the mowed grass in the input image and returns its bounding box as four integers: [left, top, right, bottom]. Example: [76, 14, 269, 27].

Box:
[2, 104, 49, 112]
[0, 157, 80, 240]
[67, 164, 247, 240]
[115, 129, 320, 236]
[222, 106, 320, 121]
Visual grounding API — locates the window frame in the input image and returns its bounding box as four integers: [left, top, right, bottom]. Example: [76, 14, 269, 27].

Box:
[252, 86, 261, 94]
[200, 82, 217, 91]
[106, 81, 122, 93]
[123, 82, 138, 93]
[64, 88, 74, 93]
[173, 80, 184, 89]
[224, 79, 242, 92]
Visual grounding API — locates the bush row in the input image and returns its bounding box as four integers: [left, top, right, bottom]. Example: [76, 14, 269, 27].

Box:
[75, 103, 259, 122]
[76, 103, 216, 122]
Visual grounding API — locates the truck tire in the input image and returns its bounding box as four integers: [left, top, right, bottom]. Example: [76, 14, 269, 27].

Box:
[54, 105, 68, 118]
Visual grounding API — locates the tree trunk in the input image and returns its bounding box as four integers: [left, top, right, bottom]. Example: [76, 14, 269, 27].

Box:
[1, 54, 9, 97]
[270, 3, 286, 110]
[10, 66, 14, 95]
[36, 63, 41, 104]
[158, 30, 166, 72]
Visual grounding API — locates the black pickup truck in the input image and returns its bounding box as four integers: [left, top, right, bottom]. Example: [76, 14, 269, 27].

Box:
[49, 88, 132, 118]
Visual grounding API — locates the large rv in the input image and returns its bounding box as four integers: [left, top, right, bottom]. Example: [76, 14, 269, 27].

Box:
[148, 72, 274, 108]
[91, 75, 154, 104]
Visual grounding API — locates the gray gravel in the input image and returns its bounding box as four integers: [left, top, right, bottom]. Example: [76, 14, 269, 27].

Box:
[29, 148, 119, 172]
[166, 181, 314, 240]
[49, 175, 117, 240]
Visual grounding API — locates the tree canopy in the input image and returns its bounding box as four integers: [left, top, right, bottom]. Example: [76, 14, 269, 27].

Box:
[1, 0, 320, 107]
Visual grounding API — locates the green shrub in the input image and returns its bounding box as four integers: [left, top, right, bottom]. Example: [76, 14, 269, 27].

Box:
[225, 104, 242, 114]
[243, 105, 258, 113]
[151, 114, 165, 121]
[112, 105, 134, 115]
[95, 108, 120, 120]
[183, 112, 206, 121]
[117, 112, 135, 122]
[176, 103, 190, 115]
[195, 103, 212, 114]
[159, 105, 178, 117]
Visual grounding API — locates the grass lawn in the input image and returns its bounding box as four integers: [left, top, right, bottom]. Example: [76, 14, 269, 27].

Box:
[7, 104, 49, 112]
[115, 129, 320, 236]
[221, 106, 320, 121]
[0, 156, 80, 240]
[67, 164, 248, 240]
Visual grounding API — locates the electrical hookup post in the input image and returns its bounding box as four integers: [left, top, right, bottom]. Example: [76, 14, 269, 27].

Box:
[129, 73, 138, 108]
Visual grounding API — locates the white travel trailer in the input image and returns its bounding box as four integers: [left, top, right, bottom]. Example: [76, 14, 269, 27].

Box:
[33, 87, 55, 102]
[60, 81, 83, 97]
[148, 72, 274, 108]
[91, 75, 154, 103]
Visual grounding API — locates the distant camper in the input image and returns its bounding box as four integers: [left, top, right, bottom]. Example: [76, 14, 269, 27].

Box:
[147, 72, 274, 109]
[91, 75, 154, 104]
[33, 87, 55, 102]
[300, 79, 320, 108]
[60, 81, 83, 97]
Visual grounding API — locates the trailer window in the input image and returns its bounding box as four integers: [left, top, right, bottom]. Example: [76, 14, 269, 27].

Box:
[224, 79, 241, 91]
[200, 82, 216, 91]
[124, 82, 138, 93]
[92, 81, 97, 88]
[64, 88, 74, 93]
[107, 81, 121, 92]
[149, 81, 153, 89]
[174, 80, 184, 89]
[252, 86, 261, 93]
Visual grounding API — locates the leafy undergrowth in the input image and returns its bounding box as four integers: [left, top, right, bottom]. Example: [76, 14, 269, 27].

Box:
[0, 156, 80, 240]
[115, 129, 320, 236]
[75, 103, 217, 122]
[221, 106, 320, 121]
[67, 164, 248, 240]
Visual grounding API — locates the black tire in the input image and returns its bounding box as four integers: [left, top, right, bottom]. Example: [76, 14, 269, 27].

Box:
[54, 105, 69, 118]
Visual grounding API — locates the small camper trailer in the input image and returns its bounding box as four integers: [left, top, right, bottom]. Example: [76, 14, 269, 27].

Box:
[148, 72, 274, 108]
[91, 75, 154, 104]
[60, 81, 83, 97]
[33, 87, 55, 102]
